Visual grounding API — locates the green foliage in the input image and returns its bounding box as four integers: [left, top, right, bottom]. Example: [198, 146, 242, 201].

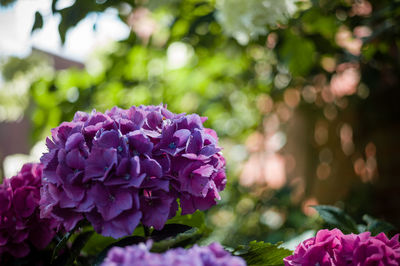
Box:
[31, 11, 43, 33]
[150, 227, 206, 253]
[236, 241, 292, 266]
[53, 231, 94, 266]
[82, 233, 117, 257]
[29, 39, 262, 142]
[312, 205, 359, 234]
[363, 215, 396, 236]
[301, 8, 338, 40]
[313, 205, 397, 235]
[1, 54, 47, 82]
[167, 210, 205, 228]
[51, 231, 72, 263]
[92, 236, 146, 266]
[151, 224, 193, 241]
[84, 212, 208, 265]
[89, 224, 207, 265]
[52, 0, 132, 43]
[280, 31, 316, 76]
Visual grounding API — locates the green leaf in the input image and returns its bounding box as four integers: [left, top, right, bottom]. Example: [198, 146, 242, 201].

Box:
[92, 221, 206, 265]
[151, 224, 193, 242]
[31, 11, 43, 33]
[312, 205, 359, 234]
[151, 227, 207, 253]
[57, 3, 91, 44]
[363, 215, 396, 235]
[280, 31, 316, 77]
[92, 236, 146, 266]
[81, 232, 116, 256]
[54, 231, 94, 266]
[66, 231, 94, 265]
[51, 232, 72, 263]
[237, 241, 292, 266]
[166, 210, 205, 229]
[302, 8, 338, 40]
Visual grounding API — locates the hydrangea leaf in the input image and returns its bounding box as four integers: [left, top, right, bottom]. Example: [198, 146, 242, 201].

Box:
[53, 231, 94, 266]
[166, 209, 205, 229]
[92, 236, 146, 266]
[93, 226, 205, 265]
[51, 232, 72, 263]
[151, 227, 208, 253]
[151, 224, 193, 242]
[312, 205, 359, 234]
[82, 232, 117, 256]
[237, 241, 292, 266]
[363, 215, 396, 236]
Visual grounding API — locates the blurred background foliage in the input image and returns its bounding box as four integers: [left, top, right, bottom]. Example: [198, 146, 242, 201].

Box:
[1, 0, 399, 248]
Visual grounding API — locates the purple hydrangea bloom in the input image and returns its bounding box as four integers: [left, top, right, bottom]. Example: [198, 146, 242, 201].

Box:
[102, 242, 246, 266]
[40, 105, 226, 238]
[284, 229, 400, 266]
[0, 163, 59, 258]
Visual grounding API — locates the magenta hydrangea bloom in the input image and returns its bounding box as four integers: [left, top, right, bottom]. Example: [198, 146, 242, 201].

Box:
[284, 229, 400, 266]
[0, 163, 59, 258]
[40, 105, 226, 238]
[102, 242, 246, 266]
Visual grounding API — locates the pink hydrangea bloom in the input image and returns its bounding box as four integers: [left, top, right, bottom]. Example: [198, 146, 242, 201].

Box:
[284, 229, 400, 266]
[102, 242, 246, 266]
[40, 105, 226, 238]
[0, 163, 59, 259]
[352, 232, 400, 265]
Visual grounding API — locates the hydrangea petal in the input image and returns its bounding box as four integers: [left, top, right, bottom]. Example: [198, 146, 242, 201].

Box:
[102, 242, 246, 266]
[0, 163, 60, 259]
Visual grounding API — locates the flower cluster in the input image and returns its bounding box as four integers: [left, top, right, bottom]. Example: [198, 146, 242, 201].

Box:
[216, 0, 298, 44]
[0, 163, 59, 258]
[102, 242, 246, 266]
[284, 229, 400, 266]
[40, 105, 226, 238]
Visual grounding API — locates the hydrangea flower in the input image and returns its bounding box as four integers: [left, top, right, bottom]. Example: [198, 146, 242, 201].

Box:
[40, 105, 226, 238]
[284, 229, 400, 266]
[102, 242, 246, 266]
[0, 163, 59, 258]
[216, 0, 298, 44]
